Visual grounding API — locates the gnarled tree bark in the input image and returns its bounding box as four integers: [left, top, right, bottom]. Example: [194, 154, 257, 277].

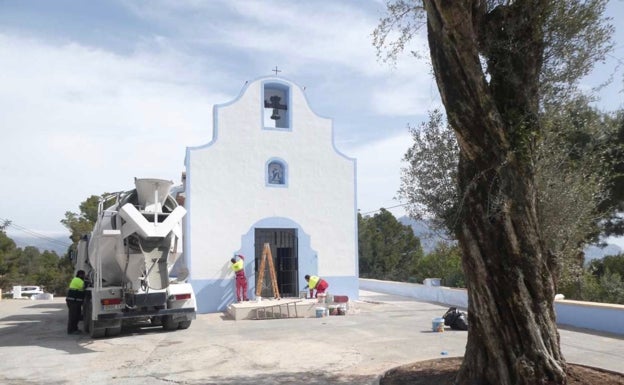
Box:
[422, 1, 565, 384]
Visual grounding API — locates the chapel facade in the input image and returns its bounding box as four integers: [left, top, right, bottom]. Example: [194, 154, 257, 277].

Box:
[184, 76, 358, 313]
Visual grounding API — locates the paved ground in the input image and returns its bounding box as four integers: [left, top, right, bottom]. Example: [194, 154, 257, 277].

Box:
[0, 290, 622, 385]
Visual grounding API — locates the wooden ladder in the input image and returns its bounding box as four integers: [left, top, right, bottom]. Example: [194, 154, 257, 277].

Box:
[255, 243, 281, 299]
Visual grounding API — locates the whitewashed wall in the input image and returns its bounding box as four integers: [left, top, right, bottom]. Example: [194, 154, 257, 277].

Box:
[186, 77, 358, 312]
[359, 278, 624, 335]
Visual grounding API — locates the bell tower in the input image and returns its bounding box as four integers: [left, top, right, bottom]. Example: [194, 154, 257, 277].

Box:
[263, 81, 290, 129]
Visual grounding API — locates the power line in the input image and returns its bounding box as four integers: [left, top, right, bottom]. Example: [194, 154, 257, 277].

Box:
[606, 52, 624, 66]
[360, 203, 409, 216]
[0, 217, 71, 249]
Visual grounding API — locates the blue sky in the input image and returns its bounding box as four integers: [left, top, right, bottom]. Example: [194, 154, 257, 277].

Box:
[1, 1, 623, 247]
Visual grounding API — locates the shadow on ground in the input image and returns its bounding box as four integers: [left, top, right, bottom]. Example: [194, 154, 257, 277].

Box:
[0, 301, 179, 354]
[162, 371, 378, 385]
[0, 302, 94, 354]
[558, 324, 624, 340]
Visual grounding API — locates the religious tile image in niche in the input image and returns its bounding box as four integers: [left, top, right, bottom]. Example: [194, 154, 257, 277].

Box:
[264, 85, 289, 129]
[268, 162, 285, 185]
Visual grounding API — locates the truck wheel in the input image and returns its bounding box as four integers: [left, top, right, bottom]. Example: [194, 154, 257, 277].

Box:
[90, 327, 106, 338]
[84, 301, 106, 338]
[106, 326, 122, 337]
[162, 315, 179, 331]
[178, 320, 191, 330]
[83, 301, 94, 333]
[83, 302, 91, 333]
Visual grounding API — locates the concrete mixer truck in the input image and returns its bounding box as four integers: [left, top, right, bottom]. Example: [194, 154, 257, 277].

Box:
[72, 178, 196, 338]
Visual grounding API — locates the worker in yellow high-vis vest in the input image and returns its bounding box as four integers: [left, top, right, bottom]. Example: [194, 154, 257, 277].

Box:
[304, 274, 329, 298]
[230, 254, 248, 302]
[66, 270, 86, 334]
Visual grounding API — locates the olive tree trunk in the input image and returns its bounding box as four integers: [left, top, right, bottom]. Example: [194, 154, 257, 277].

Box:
[422, 1, 566, 384]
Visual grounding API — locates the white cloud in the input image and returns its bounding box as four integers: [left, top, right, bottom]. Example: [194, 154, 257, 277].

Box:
[120, 1, 435, 126]
[123, 0, 429, 78]
[346, 132, 412, 217]
[0, 1, 436, 235]
[0, 33, 221, 233]
[371, 76, 441, 116]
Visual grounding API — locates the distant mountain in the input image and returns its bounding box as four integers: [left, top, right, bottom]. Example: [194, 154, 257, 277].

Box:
[398, 215, 623, 260]
[398, 216, 452, 253]
[10, 235, 70, 256]
[11, 221, 622, 261]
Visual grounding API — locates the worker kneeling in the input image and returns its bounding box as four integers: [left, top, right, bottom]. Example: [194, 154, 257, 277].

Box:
[304, 274, 328, 298]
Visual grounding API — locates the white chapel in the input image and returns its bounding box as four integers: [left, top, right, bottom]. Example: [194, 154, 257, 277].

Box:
[184, 76, 358, 313]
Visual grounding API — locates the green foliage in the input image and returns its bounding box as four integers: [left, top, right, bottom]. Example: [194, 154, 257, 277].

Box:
[399, 100, 622, 288]
[598, 270, 624, 304]
[601, 113, 624, 236]
[0, 231, 18, 289]
[0, 194, 103, 295]
[44, 255, 74, 296]
[371, 0, 426, 64]
[413, 243, 465, 288]
[358, 209, 465, 287]
[540, 0, 614, 104]
[375, 4, 617, 381]
[358, 209, 424, 281]
[374, 1, 614, 99]
[398, 109, 460, 234]
[588, 255, 624, 281]
[558, 254, 624, 304]
[0, 192, 105, 295]
[563, 270, 603, 302]
[536, 98, 620, 286]
[61, 194, 101, 244]
[0, 193, 109, 295]
[0, 230, 73, 295]
[378, 0, 620, 244]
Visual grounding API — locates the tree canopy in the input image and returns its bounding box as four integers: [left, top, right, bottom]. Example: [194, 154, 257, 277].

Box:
[2, 192, 116, 295]
[358, 209, 424, 281]
[61, 194, 102, 245]
[398, 109, 459, 234]
[375, 1, 616, 384]
[0, 230, 72, 295]
[400, 98, 623, 296]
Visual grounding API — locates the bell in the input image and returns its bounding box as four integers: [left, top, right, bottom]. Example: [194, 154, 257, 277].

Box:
[271, 108, 281, 120]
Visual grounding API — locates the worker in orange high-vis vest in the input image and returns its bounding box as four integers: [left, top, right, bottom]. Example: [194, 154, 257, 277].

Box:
[230, 254, 248, 302]
[304, 274, 329, 298]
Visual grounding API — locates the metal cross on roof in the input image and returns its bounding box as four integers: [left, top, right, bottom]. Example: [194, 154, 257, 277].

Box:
[272, 66, 281, 75]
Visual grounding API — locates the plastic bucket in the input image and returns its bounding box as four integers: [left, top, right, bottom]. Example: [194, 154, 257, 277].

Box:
[316, 307, 325, 318]
[432, 317, 445, 332]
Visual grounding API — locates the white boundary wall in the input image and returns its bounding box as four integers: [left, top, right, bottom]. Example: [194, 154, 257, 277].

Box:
[359, 278, 624, 335]
[359, 279, 468, 308]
